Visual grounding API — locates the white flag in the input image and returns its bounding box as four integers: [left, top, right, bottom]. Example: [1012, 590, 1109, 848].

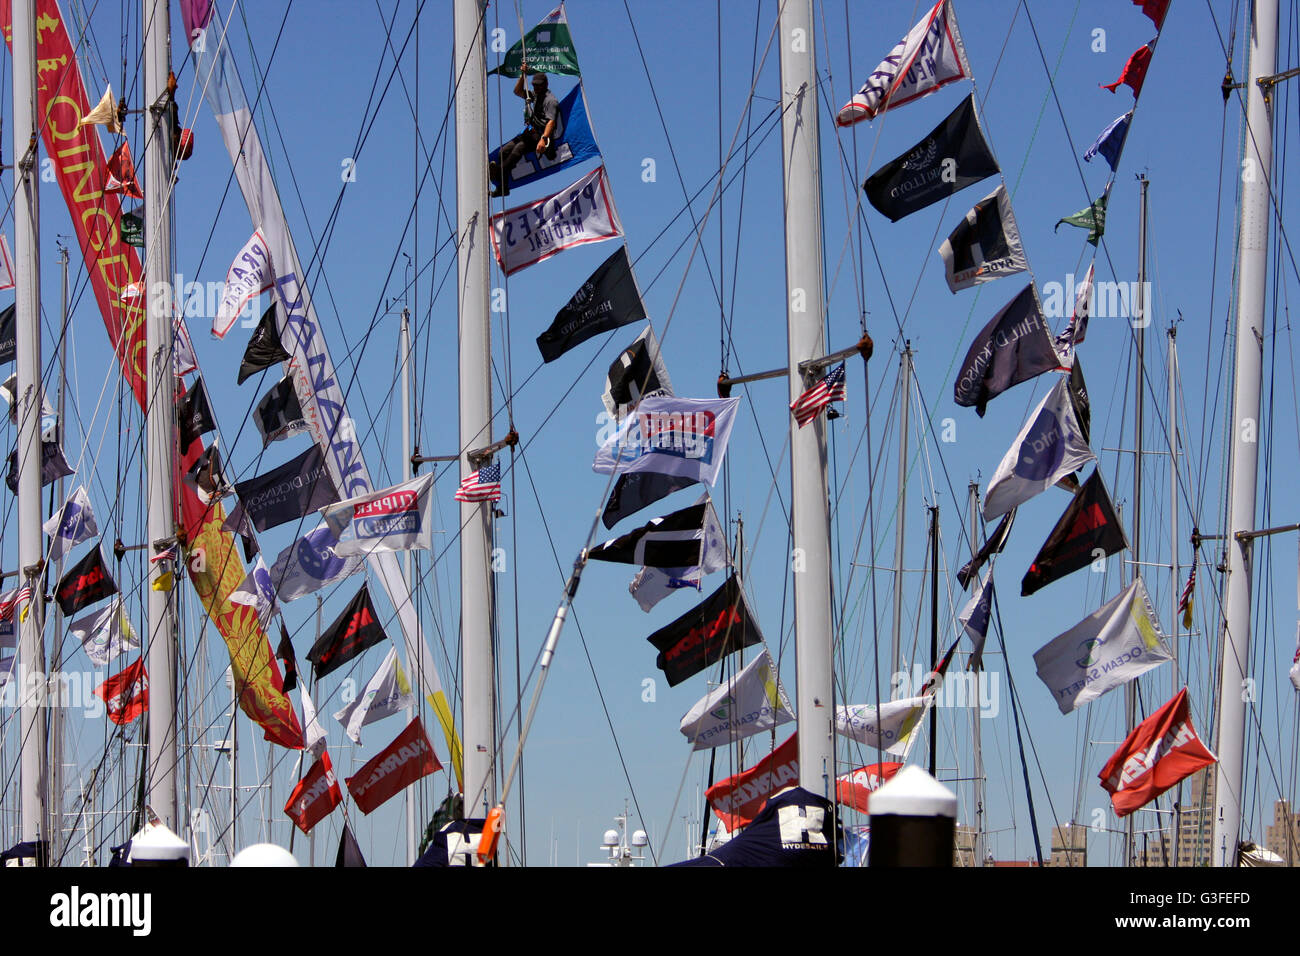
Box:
[629, 495, 729, 612]
[489, 165, 623, 276]
[678, 650, 794, 751]
[836, 696, 929, 756]
[320, 472, 436, 557]
[983, 375, 1095, 520]
[212, 230, 274, 338]
[593, 395, 740, 487]
[1291, 623, 1300, 692]
[300, 685, 327, 759]
[70, 599, 139, 668]
[1033, 577, 1172, 714]
[229, 556, 280, 626]
[43, 485, 98, 563]
[265, 524, 365, 603]
[836, 0, 972, 126]
[332, 647, 416, 744]
[0, 235, 14, 291]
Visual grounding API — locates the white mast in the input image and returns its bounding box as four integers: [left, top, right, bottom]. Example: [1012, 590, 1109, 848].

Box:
[967, 482, 985, 866]
[401, 306, 417, 865]
[891, 346, 913, 679]
[778, 0, 835, 799]
[1214, 0, 1278, 867]
[143, 0, 179, 828]
[12, 0, 47, 855]
[454, 0, 497, 823]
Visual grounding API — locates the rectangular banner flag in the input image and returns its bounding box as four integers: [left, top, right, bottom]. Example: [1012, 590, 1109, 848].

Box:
[253, 376, 306, 446]
[1034, 577, 1172, 714]
[307, 584, 387, 679]
[284, 750, 342, 833]
[322, 473, 435, 557]
[233, 445, 340, 534]
[238, 304, 290, 384]
[537, 245, 645, 363]
[490, 165, 623, 276]
[213, 230, 274, 338]
[70, 599, 138, 668]
[0, 235, 13, 291]
[1052, 263, 1095, 368]
[957, 509, 1014, 590]
[1099, 687, 1216, 817]
[954, 284, 1060, 417]
[176, 378, 217, 448]
[836, 0, 972, 126]
[983, 375, 1095, 520]
[647, 574, 762, 687]
[0, 303, 13, 364]
[1084, 111, 1132, 172]
[864, 94, 999, 222]
[55, 546, 118, 617]
[678, 650, 794, 751]
[603, 326, 673, 420]
[299, 685, 327, 758]
[1021, 470, 1128, 596]
[959, 576, 995, 670]
[835, 697, 928, 755]
[593, 395, 740, 487]
[42, 485, 97, 563]
[228, 556, 280, 628]
[836, 762, 904, 813]
[602, 471, 697, 530]
[94, 658, 148, 725]
[265, 524, 365, 603]
[705, 732, 798, 831]
[345, 717, 442, 814]
[488, 3, 581, 76]
[629, 495, 729, 612]
[488, 84, 600, 193]
[333, 646, 416, 744]
[939, 185, 1028, 292]
[588, 496, 718, 568]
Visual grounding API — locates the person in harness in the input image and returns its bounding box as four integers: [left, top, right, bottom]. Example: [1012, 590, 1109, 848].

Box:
[490, 59, 564, 198]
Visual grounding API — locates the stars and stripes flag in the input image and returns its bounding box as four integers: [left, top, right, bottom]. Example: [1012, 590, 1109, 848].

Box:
[150, 545, 178, 566]
[454, 462, 501, 503]
[790, 363, 847, 428]
[0, 586, 32, 621]
[1178, 563, 1195, 630]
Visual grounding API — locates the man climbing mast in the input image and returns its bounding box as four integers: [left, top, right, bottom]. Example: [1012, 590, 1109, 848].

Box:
[489, 58, 563, 197]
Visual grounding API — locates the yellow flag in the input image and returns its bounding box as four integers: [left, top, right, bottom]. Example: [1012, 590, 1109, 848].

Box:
[151, 571, 174, 592]
[79, 85, 123, 135]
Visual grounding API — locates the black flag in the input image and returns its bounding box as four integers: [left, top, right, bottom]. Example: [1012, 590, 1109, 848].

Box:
[0, 304, 14, 365]
[1069, 358, 1091, 445]
[647, 574, 761, 687]
[602, 327, 672, 419]
[938, 185, 1027, 292]
[276, 622, 298, 693]
[537, 246, 646, 363]
[183, 443, 228, 504]
[254, 376, 306, 446]
[307, 584, 387, 678]
[957, 509, 1015, 591]
[6, 439, 74, 494]
[588, 501, 709, 567]
[1021, 470, 1128, 596]
[237, 303, 291, 385]
[176, 378, 216, 448]
[602, 472, 697, 529]
[55, 546, 119, 616]
[864, 94, 1000, 222]
[336, 823, 367, 867]
[953, 284, 1061, 416]
[232, 445, 339, 533]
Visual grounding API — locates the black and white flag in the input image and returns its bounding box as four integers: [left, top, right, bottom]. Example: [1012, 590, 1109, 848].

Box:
[603, 325, 672, 420]
[939, 185, 1027, 292]
[254, 376, 307, 446]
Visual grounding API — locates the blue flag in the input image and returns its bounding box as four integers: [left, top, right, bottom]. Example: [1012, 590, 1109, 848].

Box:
[1083, 111, 1131, 172]
[488, 84, 600, 192]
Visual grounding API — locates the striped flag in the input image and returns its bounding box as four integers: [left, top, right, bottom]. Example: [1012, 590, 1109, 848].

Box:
[1178, 564, 1195, 630]
[790, 363, 847, 428]
[454, 462, 501, 503]
[0, 586, 32, 622]
[150, 545, 178, 566]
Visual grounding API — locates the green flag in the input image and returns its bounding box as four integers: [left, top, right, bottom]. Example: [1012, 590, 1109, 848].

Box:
[489, 4, 581, 77]
[1055, 189, 1109, 246]
[121, 208, 144, 248]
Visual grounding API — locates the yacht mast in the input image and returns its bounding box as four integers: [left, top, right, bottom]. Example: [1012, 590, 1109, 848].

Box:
[891, 345, 913, 679]
[1214, 0, 1278, 868]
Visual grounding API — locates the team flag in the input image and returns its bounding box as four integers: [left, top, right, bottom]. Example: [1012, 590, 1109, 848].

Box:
[939, 185, 1028, 292]
[333, 646, 416, 744]
[678, 650, 795, 751]
[120, 208, 144, 248]
[70, 599, 139, 668]
[836, 0, 972, 126]
[254, 376, 307, 446]
[284, 750, 342, 833]
[336, 824, 367, 867]
[705, 733, 799, 831]
[183, 443, 228, 506]
[588, 496, 719, 568]
[1178, 564, 1196, 630]
[959, 576, 995, 670]
[5, 436, 75, 494]
[791, 363, 847, 428]
[455, 462, 502, 503]
[488, 3, 581, 76]
[94, 658, 148, 725]
[601, 471, 697, 530]
[277, 623, 298, 693]
[79, 84, 122, 133]
[233, 445, 339, 533]
[835, 696, 929, 755]
[237, 303, 291, 384]
[229, 556, 280, 627]
[1133, 0, 1170, 29]
[103, 140, 143, 199]
[323, 472, 435, 556]
[1021, 470, 1128, 596]
[957, 509, 1014, 590]
[1056, 188, 1109, 246]
[345, 717, 442, 814]
[594, 396, 740, 487]
[1052, 263, 1095, 368]
[1084, 112, 1132, 172]
[1033, 577, 1172, 714]
[489, 165, 622, 276]
[176, 377, 217, 448]
[628, 495, 729, 612]
[487, 84, 600, 193]
[213, 230, 274, 338]
[836, 762, 905, 813]
[536, 245, 645, 363]
[43, 485, 97, 563]
[264, 524, 365, 604]
[0, 236, 13, 292]
[1101, 42, 1154, 97]
[55, 546, 119, 616]
[307, 584, 387, 679]
[603, 326, 673, 420]
[1099, 688, 1216, 817]
[954, 284, 1059, 416]
[647, 574, 762, 687]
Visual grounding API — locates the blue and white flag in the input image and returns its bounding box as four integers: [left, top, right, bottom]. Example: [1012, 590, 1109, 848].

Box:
[488, 84, 601, 192]
[266, 524, 365, 604]
[1083, 111, 1131, 172]
[70, 599, 139, 668]
[229, 556, 281, 626]
[43, 485, 97, 563]
[321, 473, 435, 557]
[593, 396, 740, 487]
[959, 576, 995, 670]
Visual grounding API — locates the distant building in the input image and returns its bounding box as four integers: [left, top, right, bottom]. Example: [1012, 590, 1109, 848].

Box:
[1133, 766, 1215, 867]
[954, 824, 978, 867]
[1048, 824, 1086, 868]
[1264, 800, 1300, 866]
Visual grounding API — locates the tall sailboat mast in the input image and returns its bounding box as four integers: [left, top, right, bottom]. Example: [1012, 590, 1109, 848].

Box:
[1213, 0, 1278, 867]
[454, 0, 497, 823]
[12, 0, 47, 855]
[778, 0, 835, 800]
[143, 0, 179, 828]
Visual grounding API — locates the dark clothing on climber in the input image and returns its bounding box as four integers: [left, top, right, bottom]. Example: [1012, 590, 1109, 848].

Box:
[490, 67, 563, 197]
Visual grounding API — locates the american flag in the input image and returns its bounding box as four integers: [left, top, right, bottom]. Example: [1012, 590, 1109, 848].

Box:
[0, 586, 31, 621]
[1178, 564, 1196, 614]
[790, 362, 847, 428]
[151, 545, 178, 565]
[455, 462, 502, 503]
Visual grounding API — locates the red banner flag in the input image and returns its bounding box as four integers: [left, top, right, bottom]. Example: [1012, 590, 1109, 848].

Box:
[345, 718, 441, 814]
[705, 733, 799, 832]
[835, 762, 905, 813]
[1101, 43, 1154, 97]
[1099, 687, 1216, 817]
[95, 658, 148, 725]
[104, 140, 143, 199]
[284, 750, 343, 834]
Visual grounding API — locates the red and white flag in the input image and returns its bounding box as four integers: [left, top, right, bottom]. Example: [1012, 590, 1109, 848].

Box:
[790, 362, 847, 428]
[284, 749, 342, 834]
[835, 762, 904, 813]
[94, 658, 149, 725]
[345, 717, 442, 814]
[104, 140, 144, 199]
[0, 235, 14, 291]
[213, 230, 274, 338]
[705, 732, 798, 831]
[1099, 687, 1216, 817]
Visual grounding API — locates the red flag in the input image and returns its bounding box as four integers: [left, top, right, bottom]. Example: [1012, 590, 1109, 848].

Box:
[835, 762, 905, 813]
[345, 717, 441, 814]
[705, 733, 799, 831]
[104, 140, 144, 199]
[94, 658, 148, 725]
[1099, 688, 1216, 817]
[1101, 43, 1154, 97]
[1133, 0, 1169, 29]
[284, 750, 342, 833]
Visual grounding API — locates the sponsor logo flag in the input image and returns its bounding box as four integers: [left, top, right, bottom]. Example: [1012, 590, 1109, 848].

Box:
[237, 303, 290, 385]
[628, 495, 729, 613]
[284, 750, 342, 833]
[488, 3, 581, 76]
[488, 84, 599, 193]
[1101, 42, 1154, 97]
[791, 362, 847, 428]
[1099, 687, 1215, 817]
[254, 376, 306, 446]
[864, 94, 999, 222]
[176, 377, 216, 449]
[588, 496, 717, 568]
[233, 445, 340, 534]
[939, 185, 1027, 292]
[647, 574, 762, 687]
[705, 732, 799, 831]
[537, 245, 645, 363]
[55, 546, 119, 617]
[1033, 577, 1172, 714]
[345, 717, 442, 814]
[43, 485, 97, 563]
[957, 509, 1014, 590]
[1053, 263, 1095, 368]
[593, 395, 740, 487]
[678, 650, 795, 751]
[0, 303, 13, 363]
[455, 462, 502, 503]
[1056, 187, 1109, 246]
[94, 658, 148, 725]
[954, 283, 1060, 417]
[0, 236, 13, 292]
[835, 697, 929, 755]
[836, 0, 972, 126]
[103, 140, 143, 199]
[602, 471, 697, 530]
[6, 438, 75, 494]
[603, 326, 673, 420]
[213, 230, 274, 338]
[489, 165, 622, 276]
[1084, 112, 1132, 172]
[333, 646, 416, 744]
[307, 584, 387, 679]
[1022, 470, 1128, 596]
[983, 375, 1095, 521]
[322, 473, 435, 556]
[264, 523, 365, 604]
[183, 442, 229, 506]
[229, 556, 280, 627]
[70, 599, 138, 668]
[835, 762, 904, 813]
[960, 576, 995, 670]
